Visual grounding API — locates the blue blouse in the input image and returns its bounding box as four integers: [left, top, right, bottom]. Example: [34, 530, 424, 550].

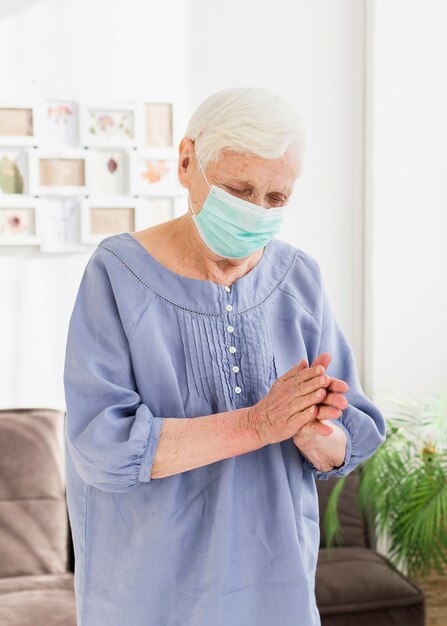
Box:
[63, 232, 386, 626]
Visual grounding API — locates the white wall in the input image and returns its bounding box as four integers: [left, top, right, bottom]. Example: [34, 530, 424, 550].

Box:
[188, 0, 367, 383]
[365, 0, 447, 405]
[0, 0, 190, 410]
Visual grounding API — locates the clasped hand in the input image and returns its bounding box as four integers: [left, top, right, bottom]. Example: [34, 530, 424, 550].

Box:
[247, 352, 349, 449]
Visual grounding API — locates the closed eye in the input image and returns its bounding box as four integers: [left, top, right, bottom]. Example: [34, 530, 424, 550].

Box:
[226, 186, 250, 195]
[224, 185, 288, 205]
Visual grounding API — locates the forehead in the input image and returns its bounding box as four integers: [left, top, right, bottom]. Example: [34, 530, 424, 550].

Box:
[211, 145, 302, 186]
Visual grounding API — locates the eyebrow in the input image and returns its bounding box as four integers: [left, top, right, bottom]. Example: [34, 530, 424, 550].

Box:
[223, 179, 292, 196]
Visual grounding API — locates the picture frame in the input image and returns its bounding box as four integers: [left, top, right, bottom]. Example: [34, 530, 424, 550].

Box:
[38, 99, 79, 148]
[38, 196, 84, 252]
[143, 101, 173, 147]
[134, 197, 176, 230]
[0, 195, 41, 245]
[0, 102, 38, 147]
[29, 148, 89, 196]
[0, 147, 30, 195]
[127, 148, 182, 196]
[85, 148, 128, 196]
[79, 102, 140, 148]
[0, 96, 184, 250]
[137, 93, 185, 149]
[81, 196, 137, 244]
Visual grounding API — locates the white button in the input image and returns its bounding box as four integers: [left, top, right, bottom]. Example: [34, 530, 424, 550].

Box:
[234, 386, 242, 394]
[226, 325, 234, 333]
[232, 365, 240, 373]
[224, 286, 231, 293]
[226, 304, 233, 312]
[228, 346, 237, 354]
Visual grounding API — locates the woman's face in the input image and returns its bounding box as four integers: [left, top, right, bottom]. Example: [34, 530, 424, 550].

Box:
[178, 136, 302, 216]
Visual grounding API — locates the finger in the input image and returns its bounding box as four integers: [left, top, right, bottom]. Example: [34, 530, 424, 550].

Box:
[293, 372, 332, 398]
[305, 419, 334, 437]
[295, 365, 330, 385]
[311, 352, 332, 370]
[327, 377, 350, 393]
[288, 401, 318, 424]
[288, 384, 330, 421]
[319, 391, 349, 411]
[315, 404, 343, 421]
[280, 358, 308, 381]
[281, 362, 325, 383]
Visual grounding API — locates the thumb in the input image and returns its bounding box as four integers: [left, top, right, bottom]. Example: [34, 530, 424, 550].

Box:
[305, 419, 334, 437]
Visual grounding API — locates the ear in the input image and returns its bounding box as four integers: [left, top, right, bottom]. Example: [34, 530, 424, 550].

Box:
[178, 136, 195, 189]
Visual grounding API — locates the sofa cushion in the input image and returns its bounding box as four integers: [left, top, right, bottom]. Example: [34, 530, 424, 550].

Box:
[317, 471, 369, 549]
[0, 409, 68, 578]
[0, 573, 76, 626]
[316, 546, 425, 625]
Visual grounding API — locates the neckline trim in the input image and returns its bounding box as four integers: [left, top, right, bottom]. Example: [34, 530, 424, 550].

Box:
[98, 232, 298, 315]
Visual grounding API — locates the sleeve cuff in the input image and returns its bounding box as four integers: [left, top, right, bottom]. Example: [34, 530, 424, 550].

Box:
[138, 416, 165, 483]
[302, 419, 353, 481]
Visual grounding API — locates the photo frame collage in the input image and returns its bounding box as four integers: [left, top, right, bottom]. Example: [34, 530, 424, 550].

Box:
[0, 99, 187, 251]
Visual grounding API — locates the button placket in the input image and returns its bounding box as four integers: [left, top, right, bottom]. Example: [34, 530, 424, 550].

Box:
[223, 285, 241, 396]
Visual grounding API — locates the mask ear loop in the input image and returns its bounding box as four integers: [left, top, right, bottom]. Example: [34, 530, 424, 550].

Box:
[195, 149, 212, 189]
[188, 148, 211, 217]
[188, 194, 196, 216]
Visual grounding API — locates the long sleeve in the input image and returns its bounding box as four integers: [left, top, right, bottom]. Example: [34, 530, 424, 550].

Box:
[301, 262, 387, 481]
[63, 249, 164, 493]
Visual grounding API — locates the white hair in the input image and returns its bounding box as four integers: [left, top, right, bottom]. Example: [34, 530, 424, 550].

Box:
[184, 87, 306, 166]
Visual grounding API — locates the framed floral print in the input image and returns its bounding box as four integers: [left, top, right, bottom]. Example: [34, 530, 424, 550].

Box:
[38, 100, 79, 147]
[0, 147, 29, 195]
[86, 148, 128, 196]
[79, 103, 139, 148]
[128, 148, 182, 196]
[0, 195, 40, 245]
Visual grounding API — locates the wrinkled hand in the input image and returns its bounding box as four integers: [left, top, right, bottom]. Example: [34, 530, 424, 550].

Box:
[246, 354, 346, 445]
[292, 352, 349, 446]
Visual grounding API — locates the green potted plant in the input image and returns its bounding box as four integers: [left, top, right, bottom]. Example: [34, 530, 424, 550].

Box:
[324, 391, 447, 584]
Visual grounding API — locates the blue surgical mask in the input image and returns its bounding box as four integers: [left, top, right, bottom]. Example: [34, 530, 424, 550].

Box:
[188, 151, 287, 259]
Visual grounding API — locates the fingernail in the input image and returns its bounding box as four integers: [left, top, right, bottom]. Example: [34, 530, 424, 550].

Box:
[308, 405, 314, 414]
[316, 366, 324, 374]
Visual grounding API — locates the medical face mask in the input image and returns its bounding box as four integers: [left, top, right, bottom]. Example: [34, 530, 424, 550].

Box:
[188, 151, 287, 259]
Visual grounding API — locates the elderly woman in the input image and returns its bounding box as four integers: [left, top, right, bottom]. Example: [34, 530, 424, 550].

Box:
[64, 87, 386, 626]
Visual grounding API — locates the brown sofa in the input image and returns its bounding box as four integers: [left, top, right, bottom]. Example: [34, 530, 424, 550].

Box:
[316, 471, 425, 625]
[0, 408, 425, 625]
[0, 408, 76, 626]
